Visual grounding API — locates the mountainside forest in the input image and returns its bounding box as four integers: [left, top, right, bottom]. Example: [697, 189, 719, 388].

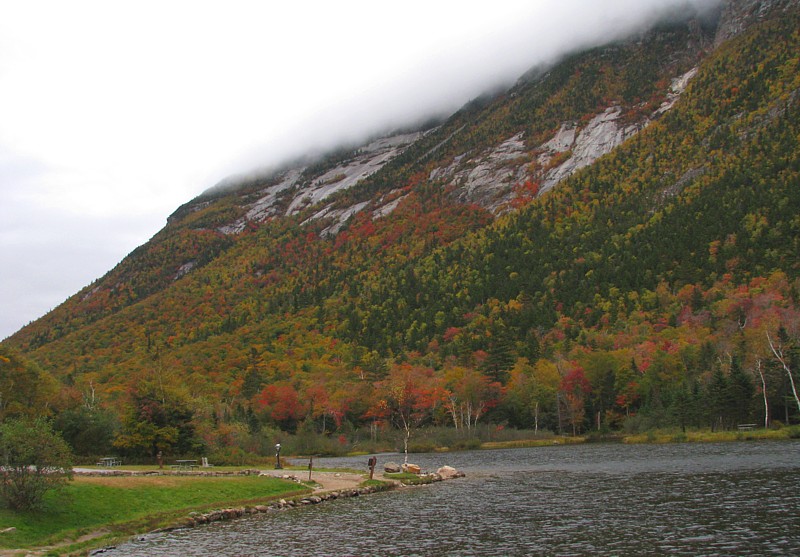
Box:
[3, 0, 800, 460]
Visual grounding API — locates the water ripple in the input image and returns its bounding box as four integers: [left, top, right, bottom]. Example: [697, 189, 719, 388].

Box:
[109, 440, 800, 556]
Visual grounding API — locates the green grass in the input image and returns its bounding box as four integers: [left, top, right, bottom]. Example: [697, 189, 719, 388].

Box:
[78, 464, 265, 472]
[0, 475, 308, 553]
[480, 436, 586, 450]
[360, 479, 391, 489]
[473, 426, 800, 448]
[622, 427, 798, 444]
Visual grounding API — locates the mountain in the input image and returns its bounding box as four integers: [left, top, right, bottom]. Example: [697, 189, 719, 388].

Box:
[4, 0, 800, 457]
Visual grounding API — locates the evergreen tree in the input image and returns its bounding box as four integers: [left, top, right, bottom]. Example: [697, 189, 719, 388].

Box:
[707, 365, 730, 431]
[727, 357, 755, 427]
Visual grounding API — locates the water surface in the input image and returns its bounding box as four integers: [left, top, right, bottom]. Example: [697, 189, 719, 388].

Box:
[108, 441, 800, 556]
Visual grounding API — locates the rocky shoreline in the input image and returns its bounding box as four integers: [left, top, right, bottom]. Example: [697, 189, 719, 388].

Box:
[87, 464, 464, 556]
[170, 482, 394, 532]
[158, 464, 465, 531]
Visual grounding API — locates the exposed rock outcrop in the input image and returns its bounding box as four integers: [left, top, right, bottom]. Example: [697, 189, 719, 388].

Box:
[287, 133, 424, 216]
[426, 63, 700, 213]
[179, 0, 790, 245]
[715, 0, 800, 46]
[538, 106, 643, 194]
[217, 132, 424, 235]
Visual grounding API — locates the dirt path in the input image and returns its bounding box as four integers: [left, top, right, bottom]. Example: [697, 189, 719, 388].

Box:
[74, 467, 370, 491]
[259, 470, 367, 491]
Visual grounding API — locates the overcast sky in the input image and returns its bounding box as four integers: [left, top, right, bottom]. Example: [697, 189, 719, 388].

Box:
[0, 0, 722, 340]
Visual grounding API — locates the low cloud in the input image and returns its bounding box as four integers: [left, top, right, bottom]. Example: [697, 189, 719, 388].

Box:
[0, 0, 723, 338]
[227, 0, 723, 176]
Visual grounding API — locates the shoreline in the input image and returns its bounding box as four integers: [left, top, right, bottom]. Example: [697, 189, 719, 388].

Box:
[86, 469, 457, 557]
[2, 467, 461, 557]
[477, 426, 799, 450]
[5, 431, 796, 556]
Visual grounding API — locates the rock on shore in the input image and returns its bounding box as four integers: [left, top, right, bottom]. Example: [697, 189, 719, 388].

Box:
[436, 466, 465, 479]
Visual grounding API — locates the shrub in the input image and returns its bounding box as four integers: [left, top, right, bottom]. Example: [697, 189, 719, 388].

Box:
[672, 431, 688, 443]
[207, 446, 273, 467]
[450, 438, 482, 451]
[0, 418, 73, 511]
[407, 440, 437, 453]
[53, 406, 117, 457]
[280, 432, 350, 457]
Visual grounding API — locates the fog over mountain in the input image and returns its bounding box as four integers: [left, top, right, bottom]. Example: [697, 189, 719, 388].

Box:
[0, 0, 722, 339]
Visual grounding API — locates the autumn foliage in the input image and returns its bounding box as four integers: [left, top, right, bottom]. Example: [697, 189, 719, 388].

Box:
[3, 8, 800, 458]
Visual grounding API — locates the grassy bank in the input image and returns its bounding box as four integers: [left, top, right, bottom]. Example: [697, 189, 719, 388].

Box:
[480, 436, 587, 450]
[468, 426, 800, 450]
[0, 474, 309, 555]
[622, 425, 800, 444]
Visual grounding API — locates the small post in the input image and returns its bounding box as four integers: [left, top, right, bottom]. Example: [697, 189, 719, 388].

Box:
[308, 455, 313, 482]
[368, 456, 377, 480]
[157, 450, 163, 470]
[275, 443, 282, 470]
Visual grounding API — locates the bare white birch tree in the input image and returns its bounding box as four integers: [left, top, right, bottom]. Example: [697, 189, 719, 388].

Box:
[766, 331, 800, 413]
[754, 359, 769, 429]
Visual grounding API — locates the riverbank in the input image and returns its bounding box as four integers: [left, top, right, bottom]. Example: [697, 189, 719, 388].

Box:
[94, 442, 800, 556]
[3, 427, 795, 555]
[621, 426, 800, 444]
[0, 464, 462, 557]
[0, 470, 320, 557]
[474, 425, 800, 451]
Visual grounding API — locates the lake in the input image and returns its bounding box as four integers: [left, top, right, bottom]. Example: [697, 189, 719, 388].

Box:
[107, 440, 800, 556]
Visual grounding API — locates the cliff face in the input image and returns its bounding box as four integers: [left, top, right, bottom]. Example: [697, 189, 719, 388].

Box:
[715, 0, 800, 44]
[180, 15, 716, 233]
[166, 1, 789, 234]
[213, 132, 426, 236]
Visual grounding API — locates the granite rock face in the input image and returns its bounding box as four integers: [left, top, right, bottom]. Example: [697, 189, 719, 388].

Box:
[715, 0, 800, 46]
[217, 132, 424, 235]
[180, 0, 787, 249]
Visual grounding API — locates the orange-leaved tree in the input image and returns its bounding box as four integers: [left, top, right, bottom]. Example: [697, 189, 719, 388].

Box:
[369, 363, 442, 464]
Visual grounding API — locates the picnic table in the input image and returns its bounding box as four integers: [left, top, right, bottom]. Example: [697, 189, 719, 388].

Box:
[172, 459, 199, 470]
[97, 457, 121, 467]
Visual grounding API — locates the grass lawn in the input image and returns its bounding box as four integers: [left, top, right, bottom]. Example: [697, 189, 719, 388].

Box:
[0, 474, 309, 554]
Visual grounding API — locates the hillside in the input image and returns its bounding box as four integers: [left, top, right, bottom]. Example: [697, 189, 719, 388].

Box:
[3, 0, 800, 458]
